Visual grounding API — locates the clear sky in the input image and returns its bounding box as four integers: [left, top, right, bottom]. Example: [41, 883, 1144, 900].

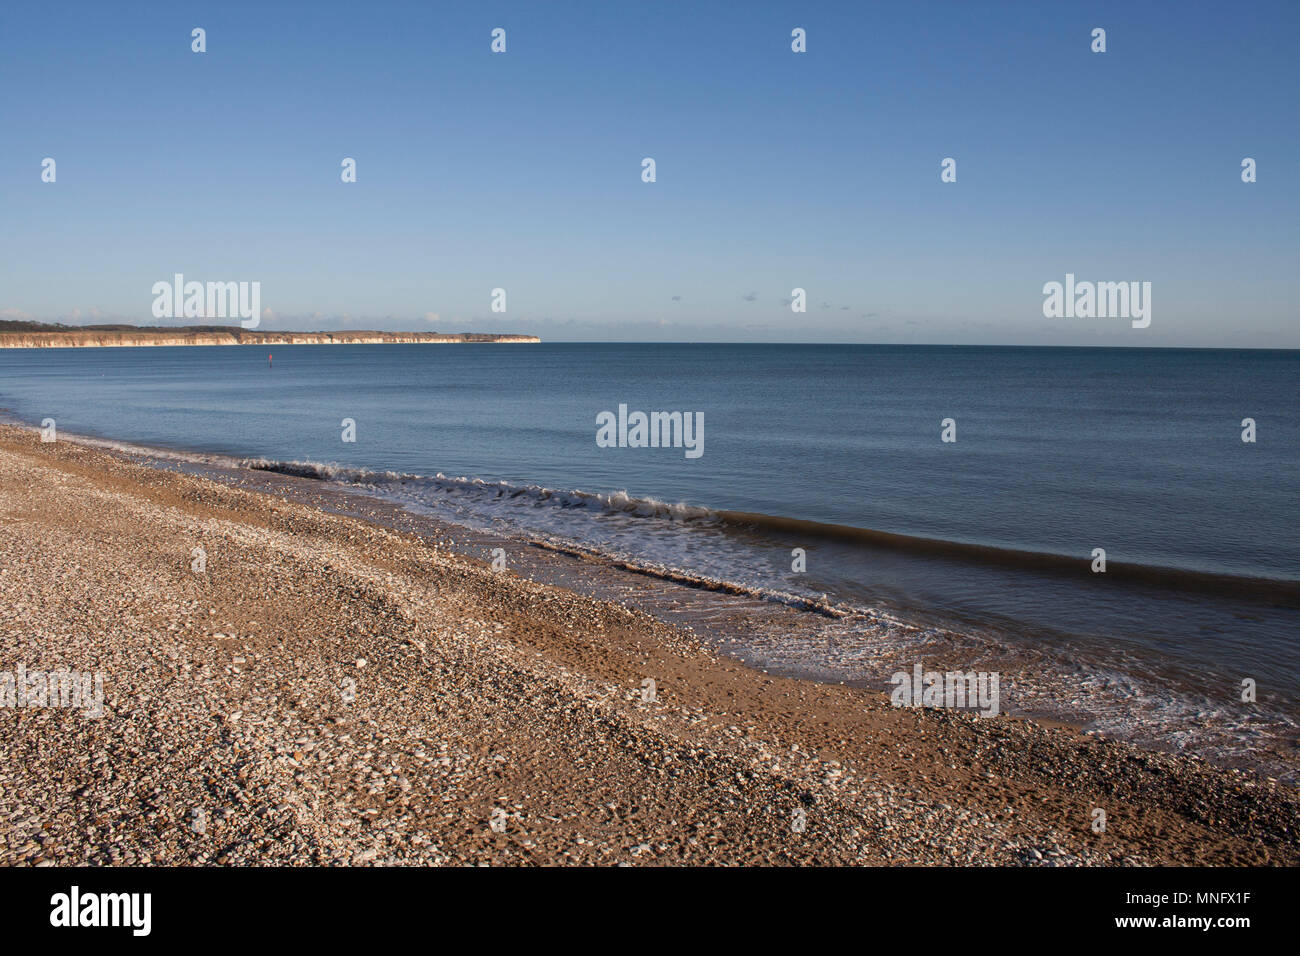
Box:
[2, 0, 1297, 345]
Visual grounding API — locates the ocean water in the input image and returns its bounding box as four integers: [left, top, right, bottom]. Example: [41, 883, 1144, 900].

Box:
[2, 343, 1296, 775]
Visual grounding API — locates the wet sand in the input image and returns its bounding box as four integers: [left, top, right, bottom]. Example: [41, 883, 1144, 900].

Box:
[0, 424, 1295, 865]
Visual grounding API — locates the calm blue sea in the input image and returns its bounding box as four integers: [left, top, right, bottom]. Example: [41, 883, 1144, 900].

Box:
[2, 343, 1296, 774]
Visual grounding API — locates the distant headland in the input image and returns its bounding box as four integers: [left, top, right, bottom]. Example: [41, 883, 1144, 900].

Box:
[0, 321, 540, 348]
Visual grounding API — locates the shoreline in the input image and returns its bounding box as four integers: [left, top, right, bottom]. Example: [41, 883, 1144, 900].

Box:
[10, 414, 1298, 784]
[1, 423, 1296, 865]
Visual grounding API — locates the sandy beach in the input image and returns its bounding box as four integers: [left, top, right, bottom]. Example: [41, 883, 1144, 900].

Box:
[0, 423, 1295, 866]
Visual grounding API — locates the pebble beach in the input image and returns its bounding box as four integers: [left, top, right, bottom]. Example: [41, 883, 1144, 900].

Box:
[1, 424, 1295, 866]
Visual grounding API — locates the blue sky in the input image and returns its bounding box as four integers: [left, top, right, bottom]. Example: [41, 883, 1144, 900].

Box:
[2, 0, 1296, 345]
